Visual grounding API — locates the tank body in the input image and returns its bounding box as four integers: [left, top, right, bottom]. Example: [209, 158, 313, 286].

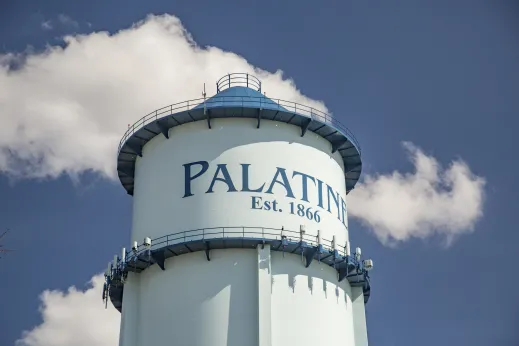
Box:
[118, 118, 366, 346]
[119, 250, 362, 346]
[132, 118, 349, 247]
[109, 75, 370, 346]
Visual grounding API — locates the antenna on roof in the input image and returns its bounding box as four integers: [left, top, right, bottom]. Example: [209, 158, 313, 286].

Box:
[202, 83, 207, 115]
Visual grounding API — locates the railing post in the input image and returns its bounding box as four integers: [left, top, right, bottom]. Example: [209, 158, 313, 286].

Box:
[166, 235, 169, 246]
[247, 74, 249, 88]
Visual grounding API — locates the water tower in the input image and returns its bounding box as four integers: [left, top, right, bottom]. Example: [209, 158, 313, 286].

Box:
[103, 73, 373, 346]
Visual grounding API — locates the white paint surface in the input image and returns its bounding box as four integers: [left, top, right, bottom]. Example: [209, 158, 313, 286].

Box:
[257, 245, 272, 346]
[352, 286, 369, 346]
[270, 251, 356, 346]
[131, 118, 349, 248]
[120, 248, 367, 346]
[118, 273, 140, 346]
[120, 118, 369, 346]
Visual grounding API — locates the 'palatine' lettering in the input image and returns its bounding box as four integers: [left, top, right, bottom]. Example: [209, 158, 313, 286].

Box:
[182, 161, 347, 224]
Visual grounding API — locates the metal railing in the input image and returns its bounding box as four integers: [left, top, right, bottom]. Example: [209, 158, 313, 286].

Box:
[104, 225, 372, 311]
[118, 95, 362, 154]
[216, 73, 262, 92]
[125, 226, 348, 259]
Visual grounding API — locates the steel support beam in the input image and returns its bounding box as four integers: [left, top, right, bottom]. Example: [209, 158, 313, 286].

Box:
[118, 166, 134, 178]
[205, 241, 211, 261]
[338, 267, 349, 282]
[300, 117, 312, 137]
[155, 120, 170, 139]
[332, 139, 349, 153]
[345, 164, 362, 174]
[303, 246, 319, 268]
[150, 250, 166, 271]
[125, 142, 142, 157]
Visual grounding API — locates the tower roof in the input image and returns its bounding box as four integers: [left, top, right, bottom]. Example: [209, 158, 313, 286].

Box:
[117, 73, 362, 195]
[193, 86, 289, 113]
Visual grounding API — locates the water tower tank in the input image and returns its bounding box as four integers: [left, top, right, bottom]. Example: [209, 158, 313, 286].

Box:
[103, 73, 373, 346]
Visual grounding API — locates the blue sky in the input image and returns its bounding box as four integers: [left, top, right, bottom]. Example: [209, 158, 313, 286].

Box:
[0, 1, 518, 345]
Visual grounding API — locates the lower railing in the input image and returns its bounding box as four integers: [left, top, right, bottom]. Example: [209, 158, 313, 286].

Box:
[102, 226, 372, 311]
[128, 226, 347, 258]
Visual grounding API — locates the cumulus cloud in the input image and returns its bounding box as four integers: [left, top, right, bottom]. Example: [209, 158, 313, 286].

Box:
[16, 274, 120, 346]
[348, 142, 486, 246]
[0, 14, 326, 180]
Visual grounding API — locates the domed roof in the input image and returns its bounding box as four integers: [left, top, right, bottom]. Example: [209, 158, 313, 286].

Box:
[194, 86, 289, 113]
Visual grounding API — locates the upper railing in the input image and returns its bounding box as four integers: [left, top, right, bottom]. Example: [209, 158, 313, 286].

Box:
[118, 95, 362, 155]
[216, 73, 262, 93]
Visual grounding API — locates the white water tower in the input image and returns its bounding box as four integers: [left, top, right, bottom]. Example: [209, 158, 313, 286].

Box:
[103, 73, 373, 346]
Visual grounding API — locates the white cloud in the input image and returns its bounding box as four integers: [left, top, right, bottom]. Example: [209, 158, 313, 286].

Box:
[41, 21, 53, 30]
[57, 14, 79, 28]
[16, 274, 120, 346]
[348, 142, 486, 246]
[0, 14, 327, 180]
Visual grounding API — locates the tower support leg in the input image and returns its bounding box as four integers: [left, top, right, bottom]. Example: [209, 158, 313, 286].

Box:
[257, 244, 272, 346]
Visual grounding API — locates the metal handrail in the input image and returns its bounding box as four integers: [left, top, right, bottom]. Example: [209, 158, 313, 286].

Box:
[118, 95, 362, 154]
[104, 225, 372, 311]
[104, 224, 372, 312]
[216, 73, 262, 92]
[126, 226, 348, 259]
